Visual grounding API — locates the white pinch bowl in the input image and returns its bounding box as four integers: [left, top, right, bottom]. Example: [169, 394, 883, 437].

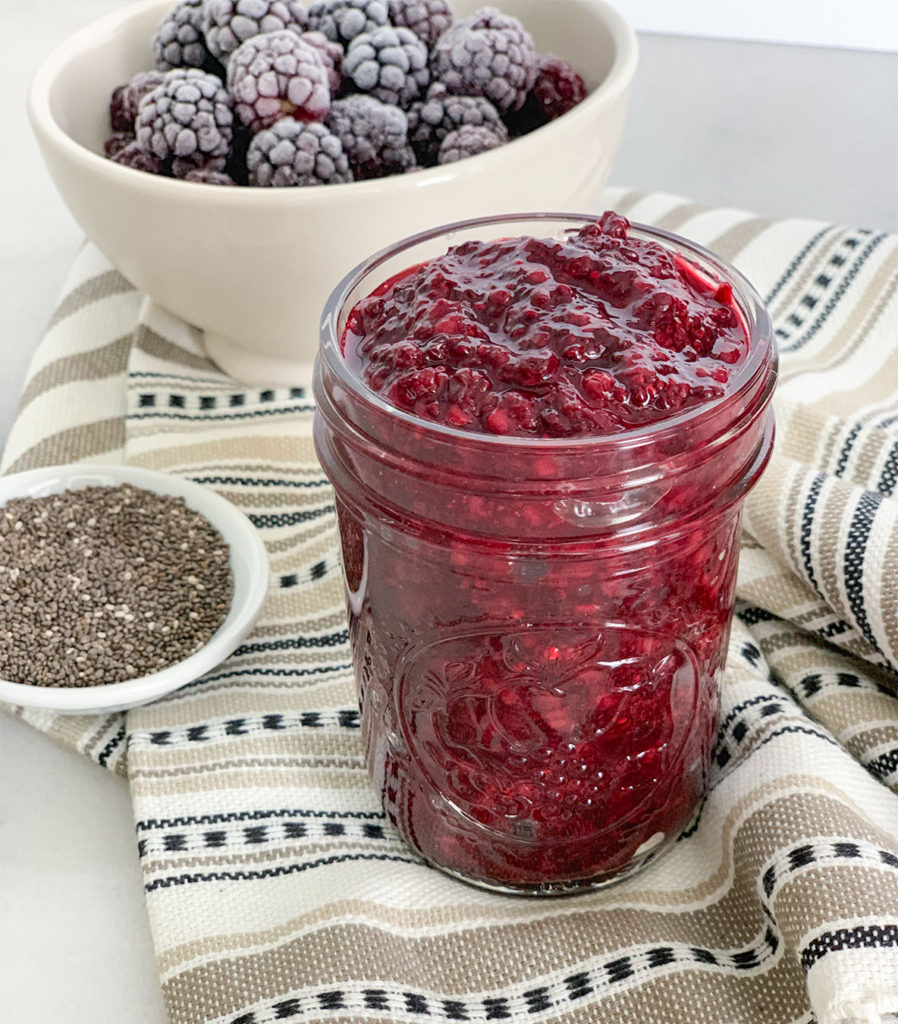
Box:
[0, 464, 270, 714]
[28, 0, 638, 385]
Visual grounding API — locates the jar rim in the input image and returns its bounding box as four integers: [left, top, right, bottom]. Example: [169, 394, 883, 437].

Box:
[317, 211, 777, 452]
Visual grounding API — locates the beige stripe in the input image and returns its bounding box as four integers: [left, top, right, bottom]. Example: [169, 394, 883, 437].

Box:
[17, 336, 132, 414]
[179, 960, 809, 1024]
[756, 625, 877, 667]
[269, 538, 339, 573]
[816, 478, 849, 626]
[126, 408, 316, 441]
[707, 216, 775, 262]
[840, 721, 898, 752]
[129, 677, 351, 712]
[129, 379, 247, 394]
[130, 765, 365, 797]
[199, 489, 329, 510]
[880, 524, 898, 659]
[772, 865, 898, 942]
[653, 202, 706, 233]
[163, 912, 803, 1019]
[4, 418, 126, 475]
[129, 435, 316, 471]
[783, 461, 806, 579]
[762, 630, 893, 689]
[134, 325, 220, 373]
[266, 529, 338, 555]
[239, 610, 348, 639]
[811, 278, 898, 414]
[185, 462, 325, 478]
[45, 269, 135, 330]
[790, 604, 846, 630]
[129, 734, 363, 769]
[849, 427, 889, 492]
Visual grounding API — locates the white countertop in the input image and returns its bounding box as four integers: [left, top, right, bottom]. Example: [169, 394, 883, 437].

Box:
[1, 3, 896, 1021]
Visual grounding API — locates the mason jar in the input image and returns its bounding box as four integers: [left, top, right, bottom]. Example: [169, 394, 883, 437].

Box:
[313, 214, 777, 894]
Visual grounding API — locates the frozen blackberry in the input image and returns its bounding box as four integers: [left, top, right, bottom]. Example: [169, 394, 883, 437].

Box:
[247, 118, 353, 185]
[109, 70, 166, 132]
[438, 123, 503, 163]
[387, 0, 452, 47]
[227, 30, 331, 133]
[171, 154, 228, 177]
[407, 81, 505, 165]
[154, 0, 221, 73]
[182, 167, 238, 184]
[301, 30, 344, 94]
[104, 132, 135, 158]
[136, 68, 234, 166]
[431, 7, 537, 113]
[343, 25, 429, 108]
[203, 0, 308, 63]
[111, 141, 165, 175]
[305, 0, 389, 47]
[532, 54, 587, 122]
[326, 94, 415, 178]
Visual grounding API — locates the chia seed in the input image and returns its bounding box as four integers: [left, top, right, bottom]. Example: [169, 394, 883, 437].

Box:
[0, 484, 233, 688]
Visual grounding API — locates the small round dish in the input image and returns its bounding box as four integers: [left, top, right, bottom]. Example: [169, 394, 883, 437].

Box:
[0, 463, 270, 714]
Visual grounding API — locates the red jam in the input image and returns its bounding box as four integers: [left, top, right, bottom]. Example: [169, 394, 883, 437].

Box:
[315, 213, 775, 893]
[345, 211, 747, 437]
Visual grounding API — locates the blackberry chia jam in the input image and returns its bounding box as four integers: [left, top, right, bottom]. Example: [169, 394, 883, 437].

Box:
[314, 213, 776, 893]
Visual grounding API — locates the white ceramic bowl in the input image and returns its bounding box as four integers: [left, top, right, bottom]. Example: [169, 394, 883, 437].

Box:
[0, 464, 270, 714]
[28, 0, 637, 384]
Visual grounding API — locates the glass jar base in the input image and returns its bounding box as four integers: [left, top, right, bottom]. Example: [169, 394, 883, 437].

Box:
[425, 844, 663, 897]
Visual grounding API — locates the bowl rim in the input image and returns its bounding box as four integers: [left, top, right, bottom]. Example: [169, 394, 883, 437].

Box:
[0, 463, 270, 714]
[27, 0, 639, 200]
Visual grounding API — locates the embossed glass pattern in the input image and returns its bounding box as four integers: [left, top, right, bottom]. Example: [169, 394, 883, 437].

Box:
[314, 214, 777, 894]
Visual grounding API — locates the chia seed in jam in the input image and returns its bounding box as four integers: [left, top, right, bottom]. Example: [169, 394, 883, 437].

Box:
[314, 213, 776, 893]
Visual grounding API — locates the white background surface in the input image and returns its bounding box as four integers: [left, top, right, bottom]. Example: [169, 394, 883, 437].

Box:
[612, 0, 898, 52]
[1, 3, 897, 1023]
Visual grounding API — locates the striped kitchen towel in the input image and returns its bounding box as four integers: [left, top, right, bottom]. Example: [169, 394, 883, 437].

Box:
[2, 190, 897, 1024]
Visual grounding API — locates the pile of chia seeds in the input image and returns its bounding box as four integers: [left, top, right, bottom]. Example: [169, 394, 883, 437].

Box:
[0, 484, 233, 687]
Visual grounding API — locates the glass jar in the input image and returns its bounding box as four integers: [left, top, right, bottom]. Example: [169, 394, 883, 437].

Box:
[313, 214, 777, 895]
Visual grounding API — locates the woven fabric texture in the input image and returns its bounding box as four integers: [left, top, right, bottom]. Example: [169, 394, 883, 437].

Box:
[2, 190, 897, 1024]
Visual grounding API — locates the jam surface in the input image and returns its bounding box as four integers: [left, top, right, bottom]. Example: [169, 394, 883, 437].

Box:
[345, 211, 747, 437]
